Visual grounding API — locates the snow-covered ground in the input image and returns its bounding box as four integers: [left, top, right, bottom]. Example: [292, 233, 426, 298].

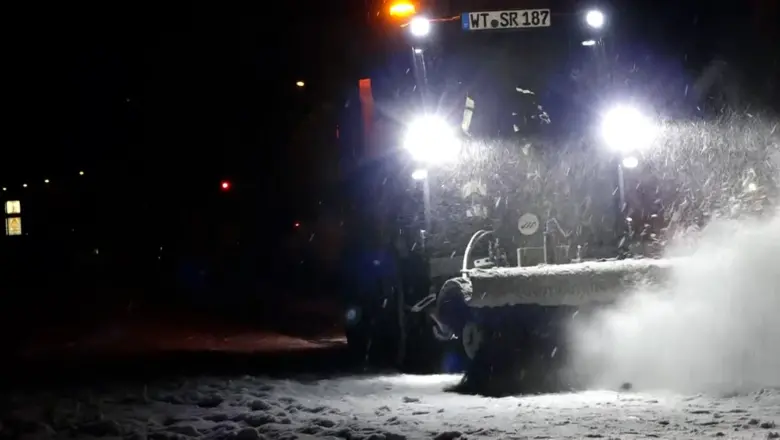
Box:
[2, 373, 778, 440]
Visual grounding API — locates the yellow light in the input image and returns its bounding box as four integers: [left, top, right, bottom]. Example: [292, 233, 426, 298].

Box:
[296, 81, 305, 87]
[79, 171, 85, 176]
[389, 1, 415, 18]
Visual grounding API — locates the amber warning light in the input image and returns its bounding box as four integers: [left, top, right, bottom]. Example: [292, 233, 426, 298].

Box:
[389, 1, 416, 18]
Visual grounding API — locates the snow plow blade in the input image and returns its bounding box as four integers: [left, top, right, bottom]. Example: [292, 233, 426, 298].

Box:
[465, 258, 679, 308]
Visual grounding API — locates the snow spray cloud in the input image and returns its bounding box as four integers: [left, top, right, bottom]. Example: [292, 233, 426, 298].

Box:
[569, 214, 780, 394]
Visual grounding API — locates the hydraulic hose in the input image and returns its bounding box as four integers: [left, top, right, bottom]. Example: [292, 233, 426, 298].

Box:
[462, 229, 493, 279]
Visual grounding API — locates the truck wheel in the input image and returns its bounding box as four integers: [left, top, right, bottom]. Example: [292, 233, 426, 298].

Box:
[461, 320, 484, 360]
[435, 278, 472, 338]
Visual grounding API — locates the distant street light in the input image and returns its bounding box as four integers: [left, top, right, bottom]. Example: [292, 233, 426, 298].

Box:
[296, 81, 305, 88]
[22, 184, 27, 188]
[79, 171, 85, 176]
[585, 10, 605, 29]
[581, 39, 597, 46]
[409, 17, 431, 37]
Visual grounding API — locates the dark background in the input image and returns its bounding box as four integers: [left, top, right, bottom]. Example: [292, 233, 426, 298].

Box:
[4, 0, 778, 205]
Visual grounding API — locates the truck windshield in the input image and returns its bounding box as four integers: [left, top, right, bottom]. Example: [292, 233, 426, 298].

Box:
[362, 1, 596, 135]
[419, 1, 591, 139]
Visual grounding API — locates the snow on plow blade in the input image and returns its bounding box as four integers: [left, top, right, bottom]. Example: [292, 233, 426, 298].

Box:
[465, 258, 679, 308]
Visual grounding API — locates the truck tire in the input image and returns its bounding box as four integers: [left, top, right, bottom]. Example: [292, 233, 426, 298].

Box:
[461, 320, 484, 360]
[435, 278, 473, 338]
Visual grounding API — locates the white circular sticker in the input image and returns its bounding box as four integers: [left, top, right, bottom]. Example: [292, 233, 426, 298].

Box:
[518, 213, 540, 235]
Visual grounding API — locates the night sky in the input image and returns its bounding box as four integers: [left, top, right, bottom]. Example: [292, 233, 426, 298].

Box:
[3, 1, 778, 204]
[5, 2, 362, 196]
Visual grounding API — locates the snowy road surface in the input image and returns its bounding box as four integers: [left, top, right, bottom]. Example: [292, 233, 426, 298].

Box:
[3, 374, 778, 440]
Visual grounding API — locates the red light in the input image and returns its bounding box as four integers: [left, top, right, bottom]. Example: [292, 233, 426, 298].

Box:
[294, 222, 300, 228]
[221, 181, 230, 190]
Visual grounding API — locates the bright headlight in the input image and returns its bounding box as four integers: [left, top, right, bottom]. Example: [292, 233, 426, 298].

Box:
[585, 9, 605, 29]
[403, 115, 461, 164]
[601, 105, 657, 153]
[409, 17, 431, 37]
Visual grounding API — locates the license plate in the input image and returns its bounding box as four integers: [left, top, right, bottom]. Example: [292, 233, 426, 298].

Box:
[461, 9, 551, 31]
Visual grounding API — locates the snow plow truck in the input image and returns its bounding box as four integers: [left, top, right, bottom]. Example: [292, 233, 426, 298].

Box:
[342, 0, 773, 389]
[342, 0, 663, 377]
